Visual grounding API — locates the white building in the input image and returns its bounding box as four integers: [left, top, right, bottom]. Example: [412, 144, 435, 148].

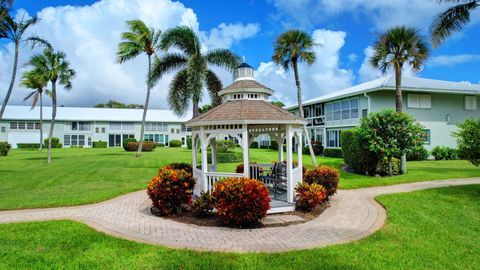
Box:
[0, 106, 192, 148]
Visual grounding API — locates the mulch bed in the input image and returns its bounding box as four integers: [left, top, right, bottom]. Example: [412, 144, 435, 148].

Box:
[150, 202, 330, 229]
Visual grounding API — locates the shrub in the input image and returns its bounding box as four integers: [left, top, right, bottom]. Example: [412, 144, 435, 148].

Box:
[341, 129, 379, 175]
[216, 140, 236, 153]
[311, 141, 324, 155]
[44, 137, 62, 148]
[270, 140, 278, 150]
[123, 137, 137, 151]
[0, 142, 11, 156]
[323, 148, 343, 158]
[70, 145, 83, 148]
[250, 141, 259, 148]
[454, 118, 480, 166]
[92, 141, 107, 148]
[295, 182, 327, 211]
[431, 146, 457, 160]
[169, 140, 182, 147]
[191, 192, 214, 218]
[212, 152, 242, 163]
[125, 141, 156, 152]
[17, 143, 41, 149]
[406, 145, 429, 161]
[235, 162, 263, 177]
[377, 157, 400, 176]
[164, 162, 192, 174]
[186, 137, 192, 149]
[303, 166, 340, 199]
[212, 177, 270, 227]
[156, 143, 165, 147]
[147, 168, 196, 216]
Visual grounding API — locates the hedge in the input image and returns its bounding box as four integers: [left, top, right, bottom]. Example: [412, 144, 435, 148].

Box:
[250, 141, 258, 148]
[341, 129, 378, 175]
[124, 141, 156, 152]
[405, 145, 429, 161]
[92, 141, 107, 148]
[44, 137, 62, 148]
[323, 148, 342, 158]
[431, 146, 458, 160]
[17, 143, 41, 149]
[169, 140, 182, 147]
[208, 152, 242, 163]
[187, 137, 192, 149]
[123, 138, 137, 151]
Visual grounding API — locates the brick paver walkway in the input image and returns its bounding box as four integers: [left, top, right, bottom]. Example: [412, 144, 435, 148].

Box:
[0, 178, 478, 253]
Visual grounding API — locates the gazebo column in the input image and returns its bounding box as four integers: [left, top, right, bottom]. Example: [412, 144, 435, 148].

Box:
[296, 132, 303, 188]
[210, 138, 217, 172]
[200, 127, 208, 192]
[242, 126, 249, 178]
[286, 125, 294, 203]
[192, 134, 197, 168]
[275, 134, 284, 162]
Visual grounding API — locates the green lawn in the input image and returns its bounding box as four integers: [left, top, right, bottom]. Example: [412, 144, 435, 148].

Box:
[0, 147, 478, 210]
[1, 185, 478, 269]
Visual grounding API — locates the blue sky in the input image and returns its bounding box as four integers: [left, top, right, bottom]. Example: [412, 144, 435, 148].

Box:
[2, 0, 480, 108]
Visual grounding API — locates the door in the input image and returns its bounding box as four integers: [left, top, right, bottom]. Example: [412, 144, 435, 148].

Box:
[108, 134, 122, 147]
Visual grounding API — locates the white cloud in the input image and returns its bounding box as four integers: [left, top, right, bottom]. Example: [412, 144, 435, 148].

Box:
[428, 54, 480, 67]
[269, 0, 475, 32]
[0, 0, 259, 109]
[254, 29, 354, 105]
[347, 53, 358, 62]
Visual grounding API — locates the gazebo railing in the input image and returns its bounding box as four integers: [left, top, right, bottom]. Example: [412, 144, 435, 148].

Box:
[193, 167, 203, 196]
[206, 172, 243, 193]
[249, 163, 274, 180]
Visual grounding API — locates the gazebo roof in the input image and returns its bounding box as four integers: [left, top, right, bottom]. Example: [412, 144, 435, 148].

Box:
[218, 79, 274, 96]
[186, 100, 307, 127]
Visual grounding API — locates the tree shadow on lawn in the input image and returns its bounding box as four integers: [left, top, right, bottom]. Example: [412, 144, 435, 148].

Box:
[23, 156, 64, 161]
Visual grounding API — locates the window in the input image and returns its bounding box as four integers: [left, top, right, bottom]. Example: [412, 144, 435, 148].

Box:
[351, 98, 359, 118]
[101, 127, 106, 133]
[333, 102, 341, 120]
[181, 124, 187, 132]
[146, 122, 167, 132]
[422, 129, 431, 144]
[314, 104, 323, 117]
[1, 126, 5, 132]
[465, 96, 477, 110]
[88, 137, 92, 146]
[327, 130, 342, 148]
[171, 128, 175, 133]
[362, 109, 368, 118]
[64, 135, 71, 146]
[122, 122, 134, 131]
[144, 134, 164, 143]
[35, 123, 41, 130]
[341, 100, 350, 119]
[326, 104, 333, 121]
[408, 94, 431, 109]
[71, 122, 91, 131]
[18, 122, 26, 129]
[9, 122, 18, 130]
[64, 135, 85, 147]
[9, 121, 40, 130]
[96, 127, 100, 133]
[303, 107, 311, 118]
[176, 129, 180, 133]
[109, 122, 122, 130]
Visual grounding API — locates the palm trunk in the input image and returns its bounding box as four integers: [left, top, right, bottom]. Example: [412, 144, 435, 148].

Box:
[193, 101, 199, 118]
[293, 61, 317, 166]
[39, 93, 43, 150]
[47, 82, 57, 164]
[0, 42, 19, 120]
[136, 54, 152, 157]
[395, 65, 407, 174]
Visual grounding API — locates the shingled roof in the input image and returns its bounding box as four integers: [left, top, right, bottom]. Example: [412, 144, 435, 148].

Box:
[223, 79, 273, 92]
[186, 100, 306, 127]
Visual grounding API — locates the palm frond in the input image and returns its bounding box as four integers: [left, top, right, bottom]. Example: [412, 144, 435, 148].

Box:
[117, 19, 159, 62]
[205, 70, 223, 107]
[205, 49, 240, 71]
[168, 69, 191, 116]
[160, 26, 200, 56]
[430, 1, 478, 47]
[272, 29, 316, 70]
[23, 90, 36, 101]
[25, 35, 51, 49]
[149, 53, 188, 86]
[186, 54, 206, 103]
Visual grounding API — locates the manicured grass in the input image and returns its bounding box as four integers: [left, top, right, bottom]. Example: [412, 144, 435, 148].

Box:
[1, 185, 479, 269]
[0, 147, 478, 210]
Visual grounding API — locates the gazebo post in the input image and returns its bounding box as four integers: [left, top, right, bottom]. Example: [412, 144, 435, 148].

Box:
[242, 125, 249, 178]
[192, 134, 197, 168]
[200, 127, 208, 192]
[286, 125, 294, 203]
[210, 138, 217, 172]
[276, 134, 283, 162]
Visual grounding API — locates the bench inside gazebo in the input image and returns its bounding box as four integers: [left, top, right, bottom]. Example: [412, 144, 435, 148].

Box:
[186, 62, 307, 213]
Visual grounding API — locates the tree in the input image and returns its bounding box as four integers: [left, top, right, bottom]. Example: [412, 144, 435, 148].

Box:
[431, 0, 479, 47]
[117, 19, 161, 157]
[20, 68, 48, 150]
[271, 101, 285, 108]
[150, 26, 240, 118]
[272, 29, 317, 166]
[198, 104, 212, 114]
[94, 100, 143, 109]
[370, 26, 429, 174]
[358, 110, 425, 176]
[0, 0, 13, 23]
[29, 48, 75, 163]
[0, 15, 50, 120]
[453, 118, 480, 166]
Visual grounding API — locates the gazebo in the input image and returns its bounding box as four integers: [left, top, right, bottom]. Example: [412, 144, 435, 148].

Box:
[186, 62, 307, 213]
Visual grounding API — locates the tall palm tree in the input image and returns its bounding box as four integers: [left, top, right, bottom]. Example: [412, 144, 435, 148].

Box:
[29, 48, 75, 163]
[0, 14, 50, 120]
[370, 26, 429, 174]
[272, 29, 317, 166]
[0, 0, 13, 23]
[431, 0, 479, 47]
[150, 26, 240, 117]
[117, 19, 161, 157]
[20, 68, 48, 150]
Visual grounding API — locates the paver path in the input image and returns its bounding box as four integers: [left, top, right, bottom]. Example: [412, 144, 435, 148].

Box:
[1, 178, 479, 253]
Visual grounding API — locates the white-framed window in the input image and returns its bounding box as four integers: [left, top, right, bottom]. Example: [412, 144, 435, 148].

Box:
[9, 121, 40, 130]
[144, 134, 166, 143]
[314, 104, 323, 117]
[64, 135, 71, 146]
[327, 130, 342, 148]
[64, 134, 86, 147]
[122, 122, 134, 131]
[326, 97, 359, 121]
[109, 122, 122, 131]
[71, 121, 91, 131]
[326, 104, 333, 121]
[408, 94, 431, 109]
[465, 96, 477, 110]
[0, 126, 5, 132]
[146, 122, 167, 132]
[422, 129, 431, 145]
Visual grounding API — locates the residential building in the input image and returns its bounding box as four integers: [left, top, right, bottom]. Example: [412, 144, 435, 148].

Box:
[0, 106, 192, 148]
[287, 76, 480, 150]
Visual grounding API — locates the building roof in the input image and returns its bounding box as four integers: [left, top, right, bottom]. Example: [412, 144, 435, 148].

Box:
[1, 105, 192, 122]
[218, 79, 274, 96]
[288, 76, 480, 109]
[186, 100, 306, 127]
[237, 62, 253, 68]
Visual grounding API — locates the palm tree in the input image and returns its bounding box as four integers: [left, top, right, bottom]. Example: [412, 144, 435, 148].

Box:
[150, 26, 240, 117]
[0, 14, 50, 120]
[117, 19, 161, 157]
[272, 29, 317, 166]
[20, 69, 48, 150]
[370, 26, 429, 174]
[29, 48, 75, 163]
[431, 0, 479, 47]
